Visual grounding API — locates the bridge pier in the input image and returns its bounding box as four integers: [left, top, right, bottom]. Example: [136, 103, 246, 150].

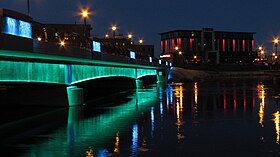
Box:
[136, 79, 143, 88]
[67, 86, 84, 106]
[157, 71, 167, 86]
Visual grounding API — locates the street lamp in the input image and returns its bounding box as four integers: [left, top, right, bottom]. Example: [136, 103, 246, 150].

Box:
[128, 33, 133, 39]
[139, 39, 143, 45]
[273, 38, 279, 55]
[111, 25, 117, 38]
[80, 9, 90, 48]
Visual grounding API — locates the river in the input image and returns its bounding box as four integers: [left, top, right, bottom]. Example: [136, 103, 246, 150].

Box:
[1, 78, 280, 156]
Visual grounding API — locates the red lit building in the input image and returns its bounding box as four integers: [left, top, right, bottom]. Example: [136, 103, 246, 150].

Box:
[160, 28, 256, 65]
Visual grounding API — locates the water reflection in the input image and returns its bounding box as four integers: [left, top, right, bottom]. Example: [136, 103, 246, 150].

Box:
[4, 79, 280, 156]
[273, 111, 280, 144]
[258, 83, 266, 127]
[15, 87, 158, 157]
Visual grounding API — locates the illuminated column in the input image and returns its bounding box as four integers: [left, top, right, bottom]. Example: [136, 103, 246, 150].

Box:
[67, 86, 84, 106]
[136, 79, 143, 88]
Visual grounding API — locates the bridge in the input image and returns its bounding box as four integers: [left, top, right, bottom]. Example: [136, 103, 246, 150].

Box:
[0, 8, 170, 106]
[0, 48, 168, 106]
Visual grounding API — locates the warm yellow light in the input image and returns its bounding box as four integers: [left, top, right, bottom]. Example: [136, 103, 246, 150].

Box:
[273, 52, 276, 56]
[261, 50, 264, 54]
[128, 33, 133, 39]
[112, 25, 117, 31]
[37, 37, 42, 41]
[139, 39, 143, 44]
[175, 46, 179, 51]
[274, 38, 279, 44]
[105, 34, 109, 38]
[194, 55, 197, 59]
[275, 56, 278, 59]
[258, 46, 263, 50]
[81, 10, 89, 18]
[179, 51, 182, 55]
[60, 41, 65, 46]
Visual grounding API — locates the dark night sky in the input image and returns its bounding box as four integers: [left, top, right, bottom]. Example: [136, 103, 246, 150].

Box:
[1, 0, 280, 56]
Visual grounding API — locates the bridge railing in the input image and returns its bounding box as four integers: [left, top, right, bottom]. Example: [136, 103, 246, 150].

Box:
[32, 40, 170, 68]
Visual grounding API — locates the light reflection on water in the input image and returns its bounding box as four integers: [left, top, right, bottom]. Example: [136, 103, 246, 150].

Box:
[2, 79, 280, 156]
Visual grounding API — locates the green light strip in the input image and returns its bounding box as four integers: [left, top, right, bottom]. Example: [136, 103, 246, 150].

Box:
[0, 49, 164, 70]
[0, 61, 67, 84]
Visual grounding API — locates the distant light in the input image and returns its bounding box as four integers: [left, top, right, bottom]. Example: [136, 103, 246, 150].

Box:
[128, 33, 133, 39]
[166, 61, 168, 66]
[105, 34, 109, 38]
[130, 51, 136, 59]
[159, 60, 161, 64]
[258, 46, 263, 51]
[275, 56, 278, 59]
[179, 51, 182, 55]
[112, 25, 117, 31]
[274, 38, 279, 44]
[194, 55, 197, 59]
[149, 56, 152, 63]
[160, 54, 171, 58]
[60, 41, 65, 46]
[92, 41, 101, 52]
[37, 37, 42, 41]
[175, 46, 179, 51]
[169, 62, 172, 67]
[139, 39, 143, 44]
[81, 10, 89, 18]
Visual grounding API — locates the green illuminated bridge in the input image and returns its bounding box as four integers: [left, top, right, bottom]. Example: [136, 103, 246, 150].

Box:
[0, 49, 168, 106]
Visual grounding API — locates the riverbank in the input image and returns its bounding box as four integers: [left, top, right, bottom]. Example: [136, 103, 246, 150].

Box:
[168, 64, 280, 82]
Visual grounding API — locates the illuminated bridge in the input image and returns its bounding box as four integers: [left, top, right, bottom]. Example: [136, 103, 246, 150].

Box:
[0, 8, 169, 106]
[0, 49, 167, 106]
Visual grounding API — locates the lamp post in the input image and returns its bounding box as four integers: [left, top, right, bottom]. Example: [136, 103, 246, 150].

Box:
[274, 38, 279, 55]
[81, 9, 89, 48]
[27, 0, 30, 16]
[111, 25, 117, 38]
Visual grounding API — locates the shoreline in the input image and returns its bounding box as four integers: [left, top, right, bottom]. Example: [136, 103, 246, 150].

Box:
[168, 67, 280, 82]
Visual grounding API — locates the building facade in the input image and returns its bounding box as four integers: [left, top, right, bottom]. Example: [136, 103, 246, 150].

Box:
[160, 28, 256, 65]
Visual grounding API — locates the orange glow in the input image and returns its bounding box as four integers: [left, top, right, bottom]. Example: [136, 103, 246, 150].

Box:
[37, 37, 42, 41]
[274, 38, 279, 44]
[194, 55, 197, 59]
[175, 46, 179, 51]
[81, 10, 89, 18]
[114, 132, 120, 153]
[258, 83, 265, 127]
[258, 46, 263, 51]
[139, 39, 143, 44]
[105, 34, 109, 38]
[60, 41, 65, 46]
[273, 52, 276, 56]
[273, 111, 280, 144]
[179, 51, 182, 55]
[86, 148, 94, 157]
[111, 25, 117, 31]
[128, 33, 133, 39]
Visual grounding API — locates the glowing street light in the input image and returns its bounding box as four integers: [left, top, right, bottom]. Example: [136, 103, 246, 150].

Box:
[60, 41, 65, 47]
[258, 46, 263, 51]
[139, 39, 143, 45]
[128, 33, 133, 39]
[179, 51, 182, 55]
[37, 37, 42, 42]
[105, 34, 109, 38]
[273, 37, 279, 55]
[111, 25, 117, 38]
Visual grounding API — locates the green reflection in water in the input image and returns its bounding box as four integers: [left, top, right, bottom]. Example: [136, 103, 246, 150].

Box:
[20, 87, 159, 157]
